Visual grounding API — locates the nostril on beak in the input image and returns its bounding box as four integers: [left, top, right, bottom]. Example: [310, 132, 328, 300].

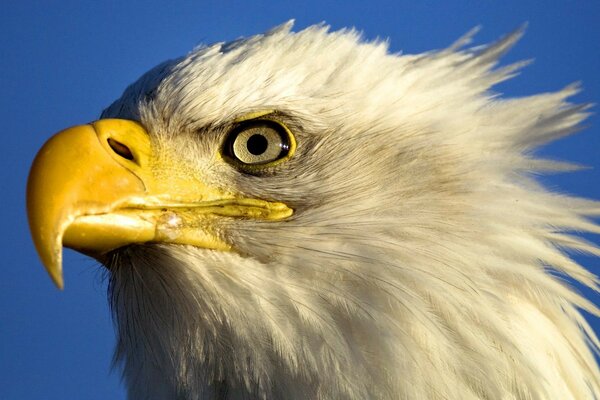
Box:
[107, 138, 134, 161]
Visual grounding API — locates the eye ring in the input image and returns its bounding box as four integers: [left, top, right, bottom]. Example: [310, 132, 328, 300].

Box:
[222, 119, 296, 171]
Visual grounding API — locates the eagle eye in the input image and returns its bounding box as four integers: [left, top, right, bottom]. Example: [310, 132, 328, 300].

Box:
[223, 120, 295, 171]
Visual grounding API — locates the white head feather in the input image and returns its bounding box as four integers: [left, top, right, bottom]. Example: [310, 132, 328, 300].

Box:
[102, 22, 600, 399]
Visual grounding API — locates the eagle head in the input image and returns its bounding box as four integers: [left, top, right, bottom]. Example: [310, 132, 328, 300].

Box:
[27, 22, 600, 399]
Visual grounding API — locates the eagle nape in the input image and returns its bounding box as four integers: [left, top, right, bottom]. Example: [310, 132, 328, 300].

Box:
[27, 22, 600, 400]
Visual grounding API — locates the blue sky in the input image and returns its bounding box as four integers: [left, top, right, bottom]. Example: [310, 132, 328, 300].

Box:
[1, 1, 599, 399]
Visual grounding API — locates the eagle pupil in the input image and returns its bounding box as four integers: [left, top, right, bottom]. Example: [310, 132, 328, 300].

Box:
[247, 134, 269, 155]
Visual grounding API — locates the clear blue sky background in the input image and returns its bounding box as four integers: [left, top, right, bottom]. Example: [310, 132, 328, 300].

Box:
[1, 1, 599, 399]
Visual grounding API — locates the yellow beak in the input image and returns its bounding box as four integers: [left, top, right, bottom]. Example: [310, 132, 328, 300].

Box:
[27, 119, 293, 289]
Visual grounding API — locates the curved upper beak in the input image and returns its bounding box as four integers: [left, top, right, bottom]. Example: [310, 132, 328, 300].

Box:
[27, 120, 149, 288]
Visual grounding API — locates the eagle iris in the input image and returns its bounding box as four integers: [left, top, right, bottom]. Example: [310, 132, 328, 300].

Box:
[224, 120, 292, 168]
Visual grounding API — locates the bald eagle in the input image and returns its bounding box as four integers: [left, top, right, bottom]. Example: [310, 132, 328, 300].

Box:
[27, 22, 600, 399]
